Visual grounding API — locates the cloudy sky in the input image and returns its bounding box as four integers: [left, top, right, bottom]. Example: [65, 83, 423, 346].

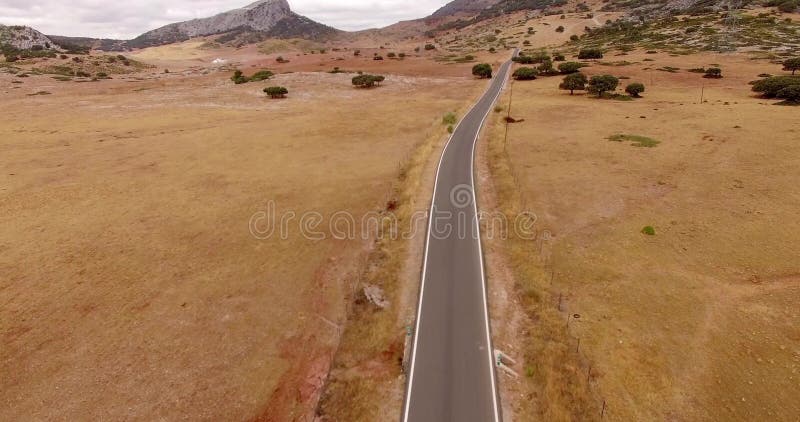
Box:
[0, 0, 452, 39]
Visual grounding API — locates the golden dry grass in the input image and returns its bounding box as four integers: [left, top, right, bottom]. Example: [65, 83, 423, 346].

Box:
[484, 50, 800, 421]
[0, 67, 478, 420]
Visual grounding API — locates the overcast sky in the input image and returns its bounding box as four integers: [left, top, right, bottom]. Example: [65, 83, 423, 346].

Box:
[0, 0, 451, 39]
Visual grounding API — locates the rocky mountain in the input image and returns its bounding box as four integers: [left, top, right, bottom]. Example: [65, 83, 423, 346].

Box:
[0, 24, 62, 51]
[127, 0, 339, 48]
[428, 0, 504, 19]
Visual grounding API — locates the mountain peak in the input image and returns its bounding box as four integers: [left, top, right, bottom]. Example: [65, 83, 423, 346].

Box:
[128, 0, 337, 48]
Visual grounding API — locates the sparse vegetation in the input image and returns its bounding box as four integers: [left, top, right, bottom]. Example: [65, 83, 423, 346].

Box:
[443, 112, 458, 125]
[641, 226, 656, 235]
[609, 134, 660, 147]
[578, 48, 603, 60]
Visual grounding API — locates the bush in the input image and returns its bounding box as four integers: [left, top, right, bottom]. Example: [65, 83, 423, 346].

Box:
[399, 53, 406, 58]
[783, 58, 800, 75]
[570, 35, 580, 41]
[424, 44, 436, 51]
[558, 62, 583, 74]
[556, 26, 565, 33]
[588, 74, 619, 97]
[472, 63, 493, 79]
[352, 74, 385, 88]
[513, 55, 535, 64]
[443, 112, 458, 125]
[264, 86, 288, 99]
[703, 68, 723, 79]
[250, 70, 274, 81]
[777, 85, 800, 103]
[625, 82, 645, 98]
[559, 72, 588, 94]
[373, 55, 384, 61]
[538, 58, 557, 75]
[553, 53, 566, 61]
[751, 76, 800, 98]
[387, 52, 397, 58]
[75, 70, 91, 78]
[578, 48, 603, 59]
[641, 226, 656, 236]
[276, 56, 289, 63]
[231, 70, 249, 84]
[354, 50, 361, 56]
[512, 67, 538, 80]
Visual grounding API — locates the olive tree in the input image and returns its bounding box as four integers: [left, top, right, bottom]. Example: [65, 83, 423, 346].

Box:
[783, 57, 800, 75]
[625, 82, 645, 98]
[559, 72, 588, 94]
[588, 74, 619, 97]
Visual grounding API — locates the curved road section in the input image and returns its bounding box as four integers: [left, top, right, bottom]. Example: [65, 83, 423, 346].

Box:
[403, 54, 515, 422]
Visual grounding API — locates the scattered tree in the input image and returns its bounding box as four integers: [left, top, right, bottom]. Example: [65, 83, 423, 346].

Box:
[783, 57, 800, 75]
[264, 86, 288, 99]
[472, 63, 493, 79]
[578, 48, 603, 60]
[558, 62, 583, 74]
[553, 53, 566, 61]
[512, 67, 538, 80]
[538, 58, 556, 75]
[352, 74, 385, 88]
[625, 82, 645, 98]
[703, 67, 723, 79]
[588, 74, 619, 97]
[559, 72, 588, 94]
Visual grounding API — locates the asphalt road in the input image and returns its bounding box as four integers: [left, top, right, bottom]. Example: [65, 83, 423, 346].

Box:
[402, 54, 515, 422]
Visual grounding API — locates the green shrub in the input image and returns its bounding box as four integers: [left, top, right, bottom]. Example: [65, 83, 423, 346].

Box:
[352, 74, 385, 88]
[751, 76, 800, 98]
[472, 63, 493, 79]
[443, 112, 458, 125]
[588, 74, 619, 97]
[578, 48, 603, 59]
[558, 62, 583, 74]
[625, 82, 645, 98]
[553, 53, 566, 61]
[609, 134, 660, 147]
[512, 67, 538, 80]
[264, 86, 288, 99]
[641, 226, 656, 236]
[231, 70, 249, 84]
[250, 70, 274, 81]
[777, 85, 800, 103]
[703, 68, 723, 79]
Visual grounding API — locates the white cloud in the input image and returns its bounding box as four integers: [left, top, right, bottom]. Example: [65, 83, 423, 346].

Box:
[0, 0, 450, 39]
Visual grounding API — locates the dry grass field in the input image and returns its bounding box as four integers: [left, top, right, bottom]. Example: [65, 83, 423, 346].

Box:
[483, 50, 800, 421]
[0, 61, 480, 420]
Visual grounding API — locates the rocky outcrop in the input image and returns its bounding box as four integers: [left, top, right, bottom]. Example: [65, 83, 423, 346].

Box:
[0, 25, 62, 51]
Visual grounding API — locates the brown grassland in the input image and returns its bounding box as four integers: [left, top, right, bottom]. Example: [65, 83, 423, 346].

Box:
[483, 50, 800, 421]
[0, 60, 481, 420]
